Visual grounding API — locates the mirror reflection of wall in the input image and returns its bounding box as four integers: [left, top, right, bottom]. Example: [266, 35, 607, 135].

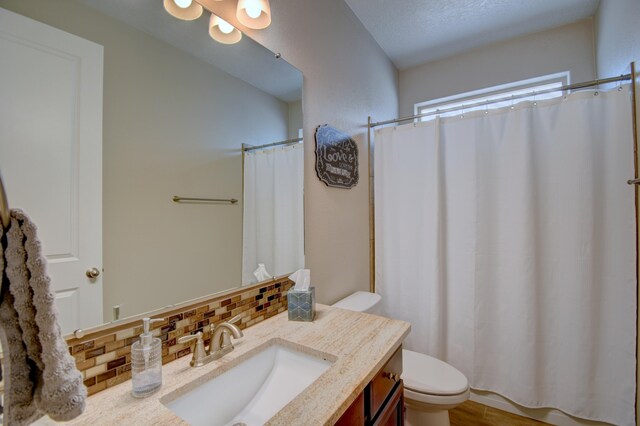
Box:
[0, 0, 303, 334]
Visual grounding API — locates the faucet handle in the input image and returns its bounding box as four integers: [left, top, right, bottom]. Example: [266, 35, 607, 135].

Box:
[210, 314, 241, 335]
[177, 331, 202, 345]
[177, 331, 207, 367]
[228, 314, 242, 325]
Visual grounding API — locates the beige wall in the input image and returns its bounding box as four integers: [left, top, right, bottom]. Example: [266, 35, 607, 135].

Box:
[595, 0, 640, 78]
[287, 100, 303, 139]
[595, 0, 640, 420]
[398, 19, 596, 117]
[203, 0, 399, 304]
[0, 0, 290, 321]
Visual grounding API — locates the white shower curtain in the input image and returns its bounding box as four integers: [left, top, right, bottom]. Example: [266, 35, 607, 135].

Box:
[242, 143, 304, 284]
[375, 87, 636, 425]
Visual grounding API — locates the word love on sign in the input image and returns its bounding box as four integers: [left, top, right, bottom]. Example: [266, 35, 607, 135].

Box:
[314, 125, 359, 189]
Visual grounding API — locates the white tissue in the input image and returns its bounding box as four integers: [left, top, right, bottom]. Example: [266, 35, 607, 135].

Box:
[253, 263, 272, 282]
[289, 269, 311, 291]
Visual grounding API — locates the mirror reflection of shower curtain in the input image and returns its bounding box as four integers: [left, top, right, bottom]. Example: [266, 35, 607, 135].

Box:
[375, 86, 636, 426]
[242, 143, 304, 285]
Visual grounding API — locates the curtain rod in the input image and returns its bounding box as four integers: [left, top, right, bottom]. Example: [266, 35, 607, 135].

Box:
[242, 137, 303, 152]
[369, 73, 632, 128]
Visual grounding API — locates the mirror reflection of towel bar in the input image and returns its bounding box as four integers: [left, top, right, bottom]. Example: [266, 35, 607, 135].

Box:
[172, 196, 238, 204]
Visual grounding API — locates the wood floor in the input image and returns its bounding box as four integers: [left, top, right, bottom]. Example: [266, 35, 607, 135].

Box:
[450, 401, 551, 426]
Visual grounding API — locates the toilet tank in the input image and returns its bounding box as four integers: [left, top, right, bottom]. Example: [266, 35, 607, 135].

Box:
[332, 291, 382, 314]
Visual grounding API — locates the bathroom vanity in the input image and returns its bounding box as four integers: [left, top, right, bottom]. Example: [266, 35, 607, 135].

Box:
[63, 305, 410, 425]
[336, 346, 404, 425]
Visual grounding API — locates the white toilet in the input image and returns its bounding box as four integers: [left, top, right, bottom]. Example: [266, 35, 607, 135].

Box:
[332, 291, 470, 426]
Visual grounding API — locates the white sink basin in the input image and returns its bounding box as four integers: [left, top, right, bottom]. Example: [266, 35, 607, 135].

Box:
[163, 343, 333, 426]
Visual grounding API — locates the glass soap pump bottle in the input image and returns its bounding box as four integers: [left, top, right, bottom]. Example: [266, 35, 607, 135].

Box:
[131, 317, 164, 398]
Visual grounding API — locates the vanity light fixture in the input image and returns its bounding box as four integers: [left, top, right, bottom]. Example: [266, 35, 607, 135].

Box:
[163, 0, 203, 21]
[236, 0, 271, 29]
[164, 0, 271, 45]
[209, 14, 243, 44]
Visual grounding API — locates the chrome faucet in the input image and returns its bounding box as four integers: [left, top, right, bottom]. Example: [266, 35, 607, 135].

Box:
[177, 314, 244, 367]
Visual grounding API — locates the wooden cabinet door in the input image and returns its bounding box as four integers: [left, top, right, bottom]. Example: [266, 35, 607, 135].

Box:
[372, 381, 404, 426]
[369, 346, 403, 419]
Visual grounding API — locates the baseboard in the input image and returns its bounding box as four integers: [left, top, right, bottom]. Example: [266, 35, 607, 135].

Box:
[469, 390, 612, 426]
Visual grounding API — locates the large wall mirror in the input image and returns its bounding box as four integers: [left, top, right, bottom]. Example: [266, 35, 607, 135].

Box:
[0, 0, 304, 334]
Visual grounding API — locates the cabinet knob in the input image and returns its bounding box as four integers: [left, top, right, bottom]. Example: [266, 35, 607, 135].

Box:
[384, 372, 400, 382]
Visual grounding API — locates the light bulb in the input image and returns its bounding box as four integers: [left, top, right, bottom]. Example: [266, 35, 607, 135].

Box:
[245, 4, 262, 19]
[209, 14, 242, 44]
[164, 0, 202, 20]
[218, 20, 234, 34]
[236, 0, 271, 29]
[174, 0, 192, 8]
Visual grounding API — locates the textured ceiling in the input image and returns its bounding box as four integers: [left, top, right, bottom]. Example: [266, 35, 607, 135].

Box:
[344, 0, 600, 69]
[73, 0, 302, 102]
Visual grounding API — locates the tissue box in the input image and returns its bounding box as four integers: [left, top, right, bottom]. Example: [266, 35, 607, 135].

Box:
[287, 287, 316, 322]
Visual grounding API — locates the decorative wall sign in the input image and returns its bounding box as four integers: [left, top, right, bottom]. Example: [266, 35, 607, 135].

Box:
[314, 125, 359, 189]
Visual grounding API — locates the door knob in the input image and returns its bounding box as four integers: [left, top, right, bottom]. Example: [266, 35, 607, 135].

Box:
[86, 267, 101, 279]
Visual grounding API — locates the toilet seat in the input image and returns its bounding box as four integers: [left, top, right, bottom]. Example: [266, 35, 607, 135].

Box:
[402, 349, 469, 405]
[404, 386, 470, 407]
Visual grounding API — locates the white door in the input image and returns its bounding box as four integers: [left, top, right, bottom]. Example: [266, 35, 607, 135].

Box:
[0, 8, 103, 334]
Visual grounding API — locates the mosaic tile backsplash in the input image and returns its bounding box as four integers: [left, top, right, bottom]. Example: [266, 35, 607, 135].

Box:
[68, 278, 293, 396]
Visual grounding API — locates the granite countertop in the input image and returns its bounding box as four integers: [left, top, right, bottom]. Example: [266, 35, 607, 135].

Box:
[62, 304, 411, 425]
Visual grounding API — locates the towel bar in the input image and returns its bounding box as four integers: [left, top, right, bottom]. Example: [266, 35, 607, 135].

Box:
[172, 196, 238, 204]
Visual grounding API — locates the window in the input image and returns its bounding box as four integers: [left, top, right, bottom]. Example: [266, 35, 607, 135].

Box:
[414, 72, 570, 121]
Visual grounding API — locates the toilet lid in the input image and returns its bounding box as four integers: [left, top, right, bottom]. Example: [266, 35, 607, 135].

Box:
[402, 349, 469, 396]
[332, 291, 381, 313]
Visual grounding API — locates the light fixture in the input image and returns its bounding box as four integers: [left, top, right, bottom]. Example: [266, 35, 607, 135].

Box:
[163, 0, 203, 21]
[209, 14, 242, 44]
[236, 0, 271, 29]
[163, 0, 271, 45]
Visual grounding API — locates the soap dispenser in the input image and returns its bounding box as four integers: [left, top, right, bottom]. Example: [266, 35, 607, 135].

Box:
[131, 317, 164, 398]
